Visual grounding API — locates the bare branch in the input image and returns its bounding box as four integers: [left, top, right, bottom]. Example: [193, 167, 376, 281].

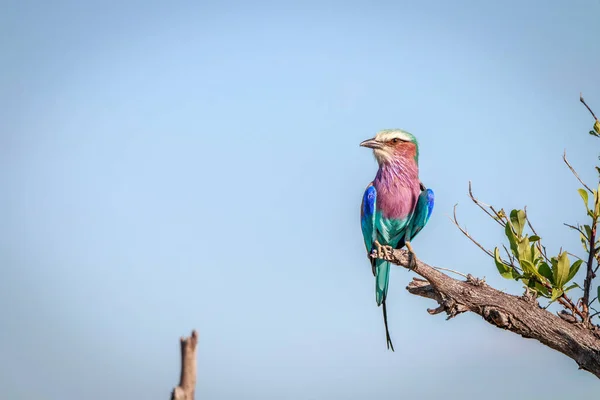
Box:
[502, 244, 516, 266]
[432, 266, 469, 279]
[567, 252, 584, 261]
[524, 206, 549, 262]
[581, 93, 598, 121]
[390, 250, 600, 379]
[171, 330, 198, 400]
[565, 223, 587, 236]
[558, 295, 587, 323]
[564, 151, 594, 193]
[468, 181, 505, 227]
[449, 204, 494, 258]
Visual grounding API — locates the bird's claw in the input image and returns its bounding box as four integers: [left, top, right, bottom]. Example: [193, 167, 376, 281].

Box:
[407, 251, 417, 270]
[371, 240, 395, 261]
[405, 241, 418, 270]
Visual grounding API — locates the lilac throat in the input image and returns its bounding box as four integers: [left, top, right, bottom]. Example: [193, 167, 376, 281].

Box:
[373, 159, 420, 219]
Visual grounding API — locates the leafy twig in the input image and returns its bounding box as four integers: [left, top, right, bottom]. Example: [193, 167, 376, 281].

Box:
[524, 206, 549, 262]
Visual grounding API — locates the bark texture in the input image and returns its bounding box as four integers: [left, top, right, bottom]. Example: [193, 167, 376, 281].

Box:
[391, 249, 600, 379]
[171, 330, 198, 400]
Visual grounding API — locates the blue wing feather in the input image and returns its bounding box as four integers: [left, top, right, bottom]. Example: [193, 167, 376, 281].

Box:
[407, 188, 434, 241]
[396, 187, 434, 249]
[360, 183, 377, 254]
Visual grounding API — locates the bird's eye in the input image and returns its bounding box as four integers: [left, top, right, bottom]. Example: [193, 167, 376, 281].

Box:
[391, 138, 400, 144]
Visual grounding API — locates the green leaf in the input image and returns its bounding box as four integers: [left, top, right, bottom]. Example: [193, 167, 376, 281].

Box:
[553, 251, 570, 288]
[597, 286, 600, 305]
[529, 235, 541, 242]
[551, 288, 564, 301]
[538, 262, 554, 283]
[533, 281, 550, 297]
[578, 188, 590, 210]
[588, 209, 595, 218]
[567, 259, 584, 283]
[584, 225, 592, 239]
[510, 209, 526, 236]
[518, 236, 531, 262]
[520, 258, 546, 282]
[494, 247, 515, 279]
[526, 278, 536, 289]
[505, 223, 519, 259]
[581, 233, 590, 252]
[564, 283, 579, 293]
[531, 242, 540, 262]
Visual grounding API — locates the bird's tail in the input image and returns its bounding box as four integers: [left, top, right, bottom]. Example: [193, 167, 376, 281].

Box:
[382, 300, 394, 351]
[375, 259, 394, 351]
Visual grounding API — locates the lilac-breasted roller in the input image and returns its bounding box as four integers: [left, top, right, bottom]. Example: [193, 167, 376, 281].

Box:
[360, 129, 434, 351]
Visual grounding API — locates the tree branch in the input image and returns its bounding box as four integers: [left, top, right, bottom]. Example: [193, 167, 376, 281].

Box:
[171, 330, 198, 400]
[583, 218, 597, 320]
[388, 250, 600, 378]
[449, 204, 494, 259]
[563, 151, 594, 193]
[524, 206, 549, 262]
[581, 93, 598, 121]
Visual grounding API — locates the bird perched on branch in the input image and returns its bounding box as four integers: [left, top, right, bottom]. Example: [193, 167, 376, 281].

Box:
[360, 129, 434, 351]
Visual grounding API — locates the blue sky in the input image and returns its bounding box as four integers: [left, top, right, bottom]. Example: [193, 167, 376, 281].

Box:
[2, 0, 600, 398]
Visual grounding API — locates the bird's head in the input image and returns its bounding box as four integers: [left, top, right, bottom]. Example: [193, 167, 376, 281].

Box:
[360, 129, 419, 165]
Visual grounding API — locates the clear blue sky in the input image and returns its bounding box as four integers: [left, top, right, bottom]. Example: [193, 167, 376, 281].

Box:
[2, 0, 600, 398]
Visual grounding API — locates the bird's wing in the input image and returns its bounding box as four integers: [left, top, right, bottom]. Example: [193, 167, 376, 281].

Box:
[362, 183, 395, 350]
[407, 186, 435, 240]
[360, 182, 377, 255]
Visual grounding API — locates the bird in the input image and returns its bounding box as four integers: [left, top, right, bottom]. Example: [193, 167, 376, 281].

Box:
[360, 129, 434, 351]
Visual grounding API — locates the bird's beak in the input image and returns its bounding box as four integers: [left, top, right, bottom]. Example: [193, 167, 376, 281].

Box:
[360, 138, 384, 149]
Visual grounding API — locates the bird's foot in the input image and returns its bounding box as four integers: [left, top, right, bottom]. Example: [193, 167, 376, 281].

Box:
[405, 241, 417, 270]
[371, 240, 395, 261]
